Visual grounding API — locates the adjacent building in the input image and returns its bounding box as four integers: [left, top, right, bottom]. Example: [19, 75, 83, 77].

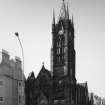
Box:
[76, 83, 89, 105]
[0, 49, 25, 105]
[89, 93, 105, 105]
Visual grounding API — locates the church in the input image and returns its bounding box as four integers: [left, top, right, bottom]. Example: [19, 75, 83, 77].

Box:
[25, 1, 89, 105]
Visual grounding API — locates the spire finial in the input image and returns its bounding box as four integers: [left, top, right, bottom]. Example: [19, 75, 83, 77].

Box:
[42, 61, 45, 69]
[42, 62, 44, 66]
[52, 9, 55, 24]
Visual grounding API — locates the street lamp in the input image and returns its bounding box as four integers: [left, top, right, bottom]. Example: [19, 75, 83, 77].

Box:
[14, 32, 25, 105]
[15, 32, 24, 72]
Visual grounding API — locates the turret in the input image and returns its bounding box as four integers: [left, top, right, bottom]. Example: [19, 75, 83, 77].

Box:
[66, 3, 69, 20]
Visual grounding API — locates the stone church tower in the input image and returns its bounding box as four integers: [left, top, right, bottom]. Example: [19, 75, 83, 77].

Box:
[51, 0, 77, 105]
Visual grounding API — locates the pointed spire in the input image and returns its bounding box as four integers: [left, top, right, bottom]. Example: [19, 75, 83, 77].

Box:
[72, 15, 74, 32]
[72, 15, 74, 25]
[42, 62, 45, 69]
[59, 0, 66, 20]
[42, 61, 44, 66]
[31, 71, 35, 78]
[66, 3, 69, 20]
[52, 9, 55, 25]
[28, 71, 35, 79]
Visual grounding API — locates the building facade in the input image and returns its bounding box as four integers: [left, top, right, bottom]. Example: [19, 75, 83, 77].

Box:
[88, 93, 105, 105]
[51, 1, 76, 105]
[0, 49, 25, 105]
[25, 1, 89, 105]
[25, 66, 52, 105]
[76, 83, 89, 105]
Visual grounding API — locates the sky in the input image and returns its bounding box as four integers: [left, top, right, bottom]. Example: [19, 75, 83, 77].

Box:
[0, 0, 105, 98]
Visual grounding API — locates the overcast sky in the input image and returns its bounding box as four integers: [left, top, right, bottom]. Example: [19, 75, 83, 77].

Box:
[0, 0, 105, 98]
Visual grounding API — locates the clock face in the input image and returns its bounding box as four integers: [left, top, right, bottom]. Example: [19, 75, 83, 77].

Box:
[58, 29, 64, 35]
[58, 24, 64, 35]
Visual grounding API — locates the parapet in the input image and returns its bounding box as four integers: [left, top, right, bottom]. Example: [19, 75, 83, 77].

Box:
[2, 49, 10, 64]
[1, 49, 22, 69]
[77, 81, 88, 88]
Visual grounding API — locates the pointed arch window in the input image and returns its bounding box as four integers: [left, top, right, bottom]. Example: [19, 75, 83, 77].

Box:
[56, 35, 65, 65]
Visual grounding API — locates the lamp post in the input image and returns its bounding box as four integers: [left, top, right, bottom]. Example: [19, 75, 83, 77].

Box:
[15, 32, 24, 72]
[14, 32, 25, 105]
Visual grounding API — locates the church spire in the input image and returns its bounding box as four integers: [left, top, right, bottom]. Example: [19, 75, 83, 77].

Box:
[59, 0, 66, 20]
[66, 3, 69, 20]
[52, 9, 55, 25]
